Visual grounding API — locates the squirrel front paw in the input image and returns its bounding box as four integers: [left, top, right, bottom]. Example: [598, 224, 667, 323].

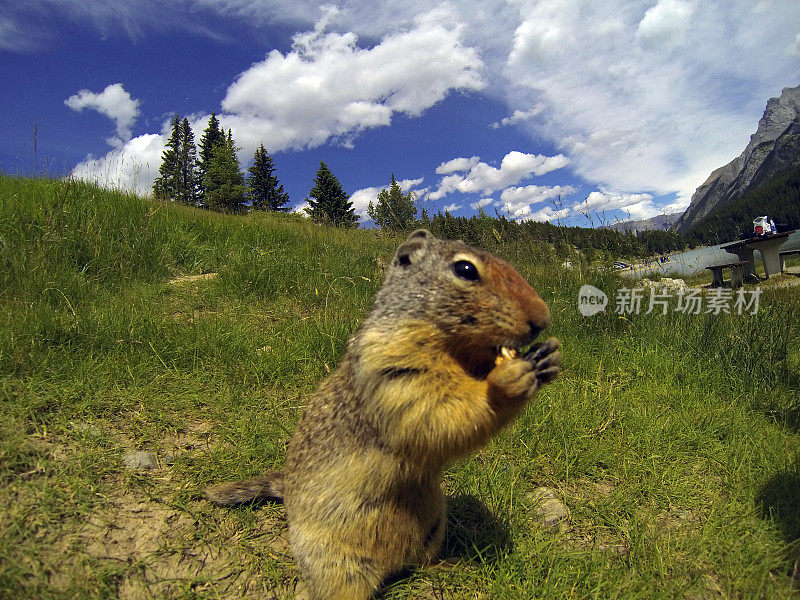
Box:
[523, 337, 562, 386]
[487, 337, 562, 405]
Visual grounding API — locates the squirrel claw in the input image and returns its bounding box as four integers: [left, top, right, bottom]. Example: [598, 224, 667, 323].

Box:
[524, 337, 562, 385]
[535, 365, 561, 385]
[523, 337, 560, 363]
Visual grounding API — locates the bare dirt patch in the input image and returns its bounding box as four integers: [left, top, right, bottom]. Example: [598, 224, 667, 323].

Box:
[20, 419, 301, 598]
[168, 273, 219, 285]
[60, 476, 294, 597]
[158, 418, 217, 466]
[28, 431, 76, 463]
[54, 486, 294, 599]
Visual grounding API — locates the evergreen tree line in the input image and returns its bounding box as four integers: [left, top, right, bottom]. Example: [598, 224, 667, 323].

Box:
[151, 116, 686, 259]
[685, 162, 800, 246]
[359, 178, 685, 259]
[361, 175, 686, 259]
[153, 114, 289, 213]
[417, 210, 686, 261]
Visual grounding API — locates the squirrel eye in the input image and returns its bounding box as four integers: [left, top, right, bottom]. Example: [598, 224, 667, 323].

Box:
[453, 260, 480, 282]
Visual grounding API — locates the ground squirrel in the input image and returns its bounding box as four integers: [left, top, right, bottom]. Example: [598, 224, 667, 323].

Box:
[206, 229, 562, 599]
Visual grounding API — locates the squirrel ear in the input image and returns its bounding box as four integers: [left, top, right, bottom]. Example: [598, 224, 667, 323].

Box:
[407, 229, 431, 240]
[393, 230, 432, 268]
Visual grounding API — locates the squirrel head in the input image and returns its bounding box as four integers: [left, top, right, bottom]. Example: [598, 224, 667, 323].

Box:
[372, 229, 551, 374]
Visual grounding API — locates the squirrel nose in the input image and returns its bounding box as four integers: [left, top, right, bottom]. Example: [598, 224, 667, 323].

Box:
[525, 298, 550, 338]
[528, 321, 544, 340]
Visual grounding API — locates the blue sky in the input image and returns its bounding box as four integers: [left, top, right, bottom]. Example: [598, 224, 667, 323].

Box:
[2, 1, 799, 226]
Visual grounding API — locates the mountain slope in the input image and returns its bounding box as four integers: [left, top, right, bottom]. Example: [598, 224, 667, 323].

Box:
[674, 84, 800, 234]
[684, 161, 800, 245]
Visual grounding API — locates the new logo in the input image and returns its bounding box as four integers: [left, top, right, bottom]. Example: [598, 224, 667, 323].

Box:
[578, 285, 608, 316]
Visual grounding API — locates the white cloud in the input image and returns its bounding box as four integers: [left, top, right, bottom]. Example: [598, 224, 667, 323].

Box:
[469, 197, 494, 210]
[789, 32, 800, 57]
[498, 198, 571, 222]
[499, 184, 575, 206]
[435, 156, 480, 174]
[636, 0, 694, 49]
[426, 174, 463, 202]
[490, 105, 543, 129]
[399, 177, 424, 191]
[292, 200, 311, 217]
[348, 177, 425, 221]
[70, 133, 164, 195]
[462, 152, 569, 191]
[428, 151, 568, 200]
[65, 83, 141, 148]
[2, 0, 236, 48]
[443, 203, 463, 213]
[220, 8, 484, 152]
[498, 184, 576, 221]
[527, 205, 570, 223]
[347, 187, 383, 219]
[0, 15, 43, 51]
[571, 189, 658, 221]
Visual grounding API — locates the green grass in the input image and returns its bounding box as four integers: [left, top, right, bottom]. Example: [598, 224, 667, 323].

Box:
[1, 174, 799, 599]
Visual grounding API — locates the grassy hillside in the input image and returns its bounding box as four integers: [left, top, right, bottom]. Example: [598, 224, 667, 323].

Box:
[1, 175, 799, 599]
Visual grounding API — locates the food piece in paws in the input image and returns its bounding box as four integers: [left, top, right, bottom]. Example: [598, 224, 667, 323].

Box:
[495, 346, 519, 365]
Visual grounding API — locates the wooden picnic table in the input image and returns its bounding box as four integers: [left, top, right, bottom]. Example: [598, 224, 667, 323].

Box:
[705, 260, 751, 288]
[779, 248, 800, 271]
[720, 230, 797, 279]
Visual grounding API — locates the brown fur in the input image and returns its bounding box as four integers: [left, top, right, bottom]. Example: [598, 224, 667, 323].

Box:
[205, 230, 561, 599]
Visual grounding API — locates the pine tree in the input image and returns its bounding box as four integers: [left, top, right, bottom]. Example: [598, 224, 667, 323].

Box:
[247, 144, 290, 211]
[197, 113, 224, 199]
[203, 129, 247, 213]
[367, 174, 417, 232]
[305, 162, 357, 227]
[175, 117, 199, 205]
[153, 114, 181, 201]
[417, 207, 432, 229]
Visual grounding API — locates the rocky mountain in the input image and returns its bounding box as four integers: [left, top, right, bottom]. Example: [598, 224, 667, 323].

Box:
[674, 84, 800, 234]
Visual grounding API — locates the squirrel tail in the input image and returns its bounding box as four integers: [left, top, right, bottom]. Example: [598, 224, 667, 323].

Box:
[205, 470, 284, 505]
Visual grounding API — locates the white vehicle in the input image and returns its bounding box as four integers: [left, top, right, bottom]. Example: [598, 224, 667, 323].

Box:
[753, 215, 776, 235]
